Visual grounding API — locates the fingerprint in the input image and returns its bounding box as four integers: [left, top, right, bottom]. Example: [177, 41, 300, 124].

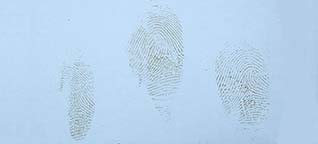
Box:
[128, 5, 183, 120]
[61, 61, 95, 140]
[215, 44, 270, 128]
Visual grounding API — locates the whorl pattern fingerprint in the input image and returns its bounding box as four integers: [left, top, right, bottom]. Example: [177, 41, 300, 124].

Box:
[215, 46, 270, 128]
[62, 61, 95, 140]
[128, 5, 183, 119]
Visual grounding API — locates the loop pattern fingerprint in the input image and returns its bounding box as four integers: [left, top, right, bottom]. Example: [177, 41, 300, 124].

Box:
[129, 5, 184, 120]
[61, 61, 95, 141]
[215, 45, 270, 129]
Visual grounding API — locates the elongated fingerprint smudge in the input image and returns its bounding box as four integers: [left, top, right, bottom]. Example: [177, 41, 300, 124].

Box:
[128, 5, 184, 120]
[61, 61, 95, 140]
[215, 45, 270, 128]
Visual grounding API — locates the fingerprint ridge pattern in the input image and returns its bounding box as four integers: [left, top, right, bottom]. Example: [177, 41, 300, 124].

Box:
[129, 5, 183, 119]
[63, 61, 95, 141]
[215, 46, 270, 129]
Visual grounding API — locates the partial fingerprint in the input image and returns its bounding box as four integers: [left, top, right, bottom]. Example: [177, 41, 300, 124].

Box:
[128, 5, 183, 120]
[61, 61, 95, 140]
[215, 44, 270, 128]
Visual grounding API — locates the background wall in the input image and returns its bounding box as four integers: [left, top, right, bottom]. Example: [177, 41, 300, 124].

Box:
[0, 0, 317, 144]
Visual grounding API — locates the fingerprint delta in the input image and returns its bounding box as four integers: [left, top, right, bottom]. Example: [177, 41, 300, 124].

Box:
[215, 46, 270, 128]
[67, 62, 95, 141]
[129, 5, 183, 119]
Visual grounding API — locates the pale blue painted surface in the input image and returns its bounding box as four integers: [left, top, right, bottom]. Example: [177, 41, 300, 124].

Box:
[0, 0, 317, 143]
